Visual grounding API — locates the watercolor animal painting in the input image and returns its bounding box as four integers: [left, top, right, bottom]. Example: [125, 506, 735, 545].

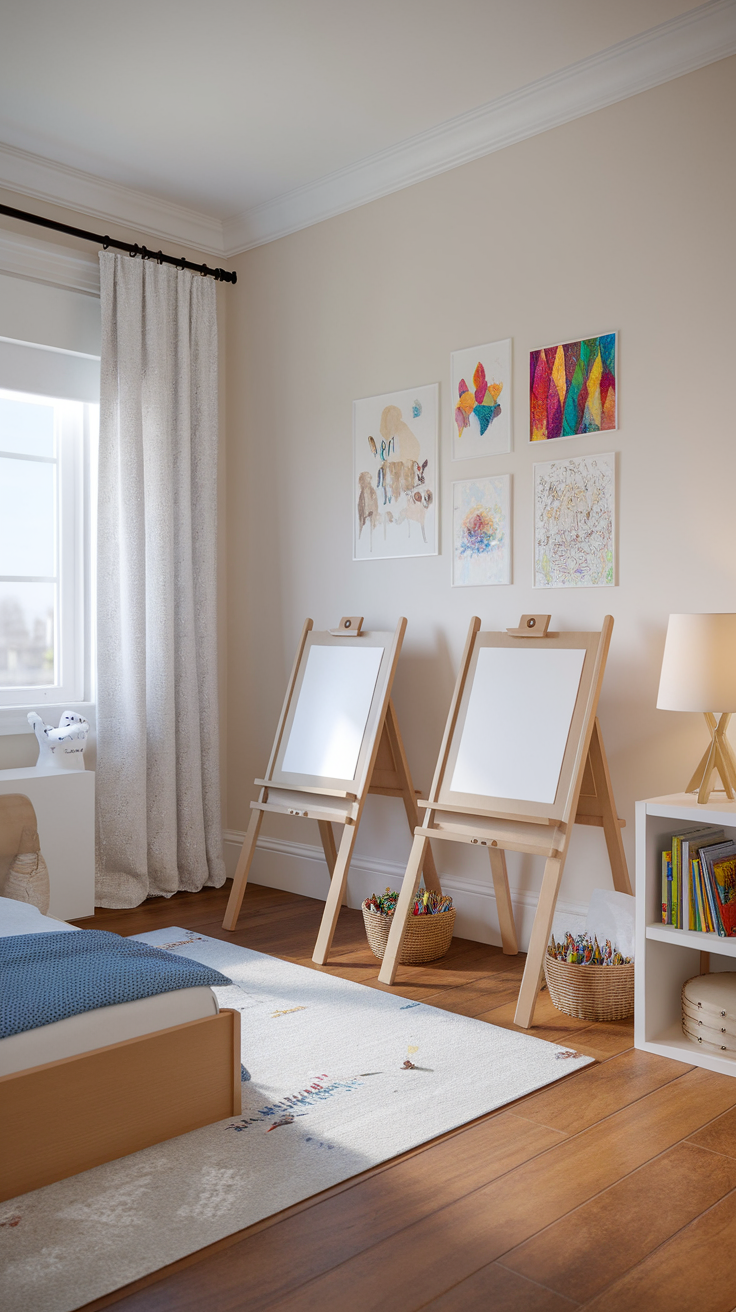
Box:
[354, 384, 438, 560]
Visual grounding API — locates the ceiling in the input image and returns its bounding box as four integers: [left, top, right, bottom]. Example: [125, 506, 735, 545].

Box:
[0, 0, 733, 255]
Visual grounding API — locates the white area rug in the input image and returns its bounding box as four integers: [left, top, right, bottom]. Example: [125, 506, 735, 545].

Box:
[0, 929, 592, 1312]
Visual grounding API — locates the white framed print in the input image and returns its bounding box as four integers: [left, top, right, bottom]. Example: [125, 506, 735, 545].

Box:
[451, 338, 511, 460]
[452, 474, 511, 587]
[353, 383, 438, 561]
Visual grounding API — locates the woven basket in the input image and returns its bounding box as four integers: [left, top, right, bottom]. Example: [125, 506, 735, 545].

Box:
[544, 954, 635, 1021]
[362, 903, 456, 964]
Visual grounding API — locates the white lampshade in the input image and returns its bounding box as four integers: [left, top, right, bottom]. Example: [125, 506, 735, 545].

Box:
[657, 613, 736, 712]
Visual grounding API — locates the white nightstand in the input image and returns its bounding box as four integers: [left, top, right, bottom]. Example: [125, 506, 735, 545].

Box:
[0, 767, 95, 920]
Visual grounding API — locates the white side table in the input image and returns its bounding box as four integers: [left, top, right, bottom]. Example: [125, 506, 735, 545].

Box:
[0, 766, 95, 920]
[635, 791, 736, 1076]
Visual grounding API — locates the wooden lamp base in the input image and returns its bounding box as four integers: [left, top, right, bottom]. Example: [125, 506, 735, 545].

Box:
[687, 712, 736, 804]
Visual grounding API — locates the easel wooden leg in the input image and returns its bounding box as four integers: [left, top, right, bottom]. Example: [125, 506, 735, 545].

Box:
[378, 834, 429, 986]
[384, 701, 442, 893]
[488, 847, 518, 955]
[318, 820, 348, 907]
[312, 824, 360, 965]
[222, 810, 264, 931]
[588, 719, 632, 896]
[514, 855, 563, 1029]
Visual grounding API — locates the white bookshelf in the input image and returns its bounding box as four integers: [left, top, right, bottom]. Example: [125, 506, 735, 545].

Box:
[636, 792, 736, 1077]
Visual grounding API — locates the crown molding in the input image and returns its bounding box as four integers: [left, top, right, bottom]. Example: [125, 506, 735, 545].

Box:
[0, 228, 100, 294]
[0, 1, 733, 260]
[223, 0, 736, 254]
[0, 142, 225, 256]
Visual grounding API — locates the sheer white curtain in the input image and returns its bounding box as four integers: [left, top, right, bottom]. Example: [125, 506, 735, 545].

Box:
[95, 252, 225, 907]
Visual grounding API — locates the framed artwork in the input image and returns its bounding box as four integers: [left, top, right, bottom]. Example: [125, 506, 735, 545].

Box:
[452, 474, 511, 587]
[530, 332, 616, 442]
[451, 338, 511, 460]
[534, 452, 615, 588]
[353, 383, 438, 560]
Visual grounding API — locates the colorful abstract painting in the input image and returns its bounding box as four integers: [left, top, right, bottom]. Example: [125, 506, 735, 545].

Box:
[534, 453, 615, 588]
[530, 333, 616, 442]
[452, 475, 511, 587]
[353, 383, 438, 561]
[451, 338, 511, 460]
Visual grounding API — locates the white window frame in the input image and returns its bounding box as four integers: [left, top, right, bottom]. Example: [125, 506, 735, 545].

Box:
[0, 389, 96, 732]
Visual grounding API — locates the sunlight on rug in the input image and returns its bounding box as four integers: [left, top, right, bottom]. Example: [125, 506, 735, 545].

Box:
[0, 929, 592, 1312]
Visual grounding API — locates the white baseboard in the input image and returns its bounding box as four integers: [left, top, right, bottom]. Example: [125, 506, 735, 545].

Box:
[222, 829, 587, 953]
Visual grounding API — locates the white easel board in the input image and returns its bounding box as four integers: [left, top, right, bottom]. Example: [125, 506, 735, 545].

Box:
[270, 630, 393, 794]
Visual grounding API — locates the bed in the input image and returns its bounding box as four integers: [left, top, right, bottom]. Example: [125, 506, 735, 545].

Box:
[0, 898, 241, 1203]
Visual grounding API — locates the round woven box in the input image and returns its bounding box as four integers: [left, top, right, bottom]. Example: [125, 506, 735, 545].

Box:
[543, 955, 635, 1021]
[362, 903, 456, 964]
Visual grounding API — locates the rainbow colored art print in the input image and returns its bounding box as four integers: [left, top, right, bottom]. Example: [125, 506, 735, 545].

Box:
[530, 333, 616, 442]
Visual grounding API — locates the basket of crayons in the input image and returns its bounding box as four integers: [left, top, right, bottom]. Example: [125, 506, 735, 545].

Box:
[544, 933, 635, 1021]
[362, 888, 456, 964]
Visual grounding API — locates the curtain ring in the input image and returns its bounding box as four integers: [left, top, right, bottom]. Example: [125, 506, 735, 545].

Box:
[179, 255, 186, 271]
[157, 250, 163, 265]
[200, 264, 209, 277]
[140, 244, 148, 260]
[102, 237, 110, 250]
[130, 243, 139, 259]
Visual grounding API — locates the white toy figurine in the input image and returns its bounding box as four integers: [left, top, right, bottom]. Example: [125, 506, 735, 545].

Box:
[28, 710, 89, 771]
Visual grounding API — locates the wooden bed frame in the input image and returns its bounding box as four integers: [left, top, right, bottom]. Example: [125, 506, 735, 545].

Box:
[0, 1007, 241, 1203]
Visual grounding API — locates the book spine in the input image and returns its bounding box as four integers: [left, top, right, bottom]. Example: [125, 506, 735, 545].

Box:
[702, 854, 725, 935]
[693, 859, 707, 932]
[662, 850, 672, 924]
[672, 836, 681, 928]
[682, 841, 691, 931]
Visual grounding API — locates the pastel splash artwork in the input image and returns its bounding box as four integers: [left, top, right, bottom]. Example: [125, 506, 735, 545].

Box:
[452, 475, 511, 587]
[455, 362, 503, 440]
[461, 505, 496, 556]
[530, 333, 616, 441]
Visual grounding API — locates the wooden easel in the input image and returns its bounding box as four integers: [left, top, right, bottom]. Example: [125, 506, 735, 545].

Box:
[222, 617, 439, 964]
[378, 614, 631, 1028]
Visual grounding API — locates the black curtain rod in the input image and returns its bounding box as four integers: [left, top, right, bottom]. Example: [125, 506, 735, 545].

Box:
[0, 202, 237, 284]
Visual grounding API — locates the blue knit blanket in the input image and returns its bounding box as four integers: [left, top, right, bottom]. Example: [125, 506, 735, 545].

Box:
[0, 930, 232, 1038]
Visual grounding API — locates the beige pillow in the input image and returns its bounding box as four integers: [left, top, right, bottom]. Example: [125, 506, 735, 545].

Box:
[4, 826, 50, 914]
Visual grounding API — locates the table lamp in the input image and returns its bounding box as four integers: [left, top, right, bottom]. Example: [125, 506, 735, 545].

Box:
[657, 613, 736, 804]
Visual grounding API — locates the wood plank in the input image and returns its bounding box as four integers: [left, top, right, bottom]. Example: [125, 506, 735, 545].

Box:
[499, 1140, 736, 1300]
[687, 1103, 736, 1157]
[423, 1263, 580, 1311]
[583, 1189, 736, 1312]
[516, 1046, 693, 1135]
[261, 1068, 736, 1311]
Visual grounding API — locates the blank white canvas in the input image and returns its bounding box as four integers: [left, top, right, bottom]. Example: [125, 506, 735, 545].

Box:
[282, 645, 384, 780]
[450, 647, 586, 803]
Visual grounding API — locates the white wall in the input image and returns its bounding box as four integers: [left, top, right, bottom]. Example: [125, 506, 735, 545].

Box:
[224, 57, 736, 946]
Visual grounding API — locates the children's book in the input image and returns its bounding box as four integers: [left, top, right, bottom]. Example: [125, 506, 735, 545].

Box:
[662, 850, 672, 925]
[713, 855, 736, 937]
[700, 839, 736, 936]
[676, 827, 724, 929]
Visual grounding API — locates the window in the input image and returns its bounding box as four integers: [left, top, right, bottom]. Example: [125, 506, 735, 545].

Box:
[0, 387, 97, 711]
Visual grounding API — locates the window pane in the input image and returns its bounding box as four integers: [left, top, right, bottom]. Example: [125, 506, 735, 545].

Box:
[0, 395, 55, 458]
[0, 456, 56, 577]
[0, 582, 55, 687]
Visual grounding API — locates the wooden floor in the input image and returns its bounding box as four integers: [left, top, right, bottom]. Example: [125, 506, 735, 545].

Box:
[72, 881, 736, 1312]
